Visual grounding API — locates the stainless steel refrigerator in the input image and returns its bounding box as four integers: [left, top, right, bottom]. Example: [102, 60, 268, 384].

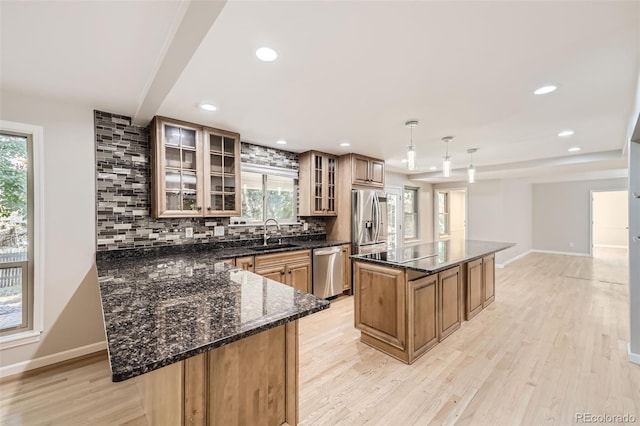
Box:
[352, 189, 388, 254]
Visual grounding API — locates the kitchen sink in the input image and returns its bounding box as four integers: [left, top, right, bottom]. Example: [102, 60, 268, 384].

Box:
[250, 243, 300, 252]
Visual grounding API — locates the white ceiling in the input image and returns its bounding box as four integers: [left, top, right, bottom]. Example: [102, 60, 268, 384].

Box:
[2, 0, 639, 183]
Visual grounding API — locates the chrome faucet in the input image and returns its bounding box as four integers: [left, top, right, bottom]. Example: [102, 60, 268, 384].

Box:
[263, 218, 281, 246]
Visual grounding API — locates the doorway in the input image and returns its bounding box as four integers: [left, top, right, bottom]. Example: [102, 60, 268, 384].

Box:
[591, 190, 629, 257]
[435, 188, 467, 241]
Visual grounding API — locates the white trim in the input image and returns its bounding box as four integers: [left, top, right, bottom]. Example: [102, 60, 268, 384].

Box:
[593, 244, 628, 249]
[496, 250, 533, 268]
[0, 341, 107, 379]
[628, 343, 640, 366]
[0, 330, 41, 349]
[530, 249, 591, 257]
[0, 120, 45, 341]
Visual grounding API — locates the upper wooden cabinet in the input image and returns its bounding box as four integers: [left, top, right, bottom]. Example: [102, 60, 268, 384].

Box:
[352, 154, 384, 187]
[298, 151, 337, 216]
[151, 116, 240, 218]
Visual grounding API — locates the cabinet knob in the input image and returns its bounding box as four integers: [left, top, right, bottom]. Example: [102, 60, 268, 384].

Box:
[207, 207, 212, 211]
[196, 206, 202, 211]
[248, 263, 253, 267]
[288, 271, 292, 274]
[281, 271, 285, 275]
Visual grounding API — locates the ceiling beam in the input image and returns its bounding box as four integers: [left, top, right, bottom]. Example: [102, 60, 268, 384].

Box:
[133, 0, 227, 126]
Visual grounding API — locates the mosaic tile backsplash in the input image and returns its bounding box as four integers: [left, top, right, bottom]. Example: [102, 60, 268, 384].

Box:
[95, 110, 325, 251]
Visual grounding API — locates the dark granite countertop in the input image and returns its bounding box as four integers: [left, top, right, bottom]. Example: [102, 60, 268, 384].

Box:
[351, 240, 514, 274]
[97, 242, 335, 382]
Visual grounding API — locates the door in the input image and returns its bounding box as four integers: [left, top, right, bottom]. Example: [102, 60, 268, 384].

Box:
[353, 156, 370, 185]
[466, 258, 483, 319]
[385, 187, 402, 248]
[408, 275, 438, 361]
[591, 190, 629, 254]
[438, 266, 461, 341]
[483, 254, 495, 306]
[369, 160, 385, 186]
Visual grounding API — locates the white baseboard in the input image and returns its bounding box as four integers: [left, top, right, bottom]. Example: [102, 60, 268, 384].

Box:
[530, 249, 591, 257]
[594, 244, 628, 249]
[0, 341, 106, 379]
[629, 343, 640, 366]
[496, 250, 533, 268]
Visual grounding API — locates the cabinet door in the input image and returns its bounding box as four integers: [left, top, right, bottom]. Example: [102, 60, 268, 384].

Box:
[324, 156, 337, 215]
[438, 265, 461, 341]
[408, 275, 438, 362]
[466, 258, 483, 320]
[354, 262, 406, 351]
[352, 156, 371, 186]
[256, 265, 286, 284]
[341, 244, 351, 292]
[236, 256, 255, 272]
[152, 117, 204, 218]
[203, 128, 240, 216]
[369, 160, 385, 187]
[286, 261, 311, 293]
[311, 153, 325, 215]
[483, 254, 495, 307]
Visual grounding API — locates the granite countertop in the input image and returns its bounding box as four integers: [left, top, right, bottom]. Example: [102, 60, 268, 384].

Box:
[351, 239, 514, 273]
[97, 241, 336, 382]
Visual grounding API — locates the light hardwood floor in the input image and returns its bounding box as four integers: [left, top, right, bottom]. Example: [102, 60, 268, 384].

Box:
[1, 250, 638, 425]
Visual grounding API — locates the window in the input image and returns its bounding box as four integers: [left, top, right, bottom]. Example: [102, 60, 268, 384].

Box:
[240, 166, 297, 224]
[0, 121, 43, 348]
[437, 191, 449, 239]
[403, 187, 419, 241]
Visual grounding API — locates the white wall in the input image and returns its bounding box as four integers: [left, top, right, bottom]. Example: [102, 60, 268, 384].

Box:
[387, 172, 434, 243]
[593, 190, 628, 247]
[0, 90, 105, 369]
[532, 178, 628, 254]
[434, 179, 533, 265]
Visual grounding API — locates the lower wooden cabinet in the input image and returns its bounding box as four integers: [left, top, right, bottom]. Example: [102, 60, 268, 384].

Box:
[354, 261, 406, 359]
[255, 250, 312, 294]
[341, 244, 351, 292]
[235, 256, 255, 272]
[466, 258, 484, 320]
[408, 275, 438, 362]
[483, 253, 495, 306]
[438, 265, 462, 341]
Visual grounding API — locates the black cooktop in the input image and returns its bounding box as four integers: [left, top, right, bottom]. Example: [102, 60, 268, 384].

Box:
[361, 245, 437, 263]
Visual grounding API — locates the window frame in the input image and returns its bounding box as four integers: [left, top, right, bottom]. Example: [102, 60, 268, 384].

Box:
[0, 121, 44, 349]
[403, 186, 420, 242]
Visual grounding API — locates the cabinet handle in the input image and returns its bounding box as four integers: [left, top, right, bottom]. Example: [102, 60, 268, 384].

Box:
[281, 271, 285, 275]
[207, 207, 212, 211]
[196, 206, 202, 211]
[288, 271, 292, 274]
[248, 263, 253, 267]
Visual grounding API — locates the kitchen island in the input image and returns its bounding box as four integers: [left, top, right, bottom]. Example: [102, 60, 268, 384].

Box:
[350, 239, 513, 364]
[96, 247, 329, 426]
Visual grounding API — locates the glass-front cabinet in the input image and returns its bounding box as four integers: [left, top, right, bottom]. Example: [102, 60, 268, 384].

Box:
[151, 117, 240, 218]
[299, 151, 337, 216]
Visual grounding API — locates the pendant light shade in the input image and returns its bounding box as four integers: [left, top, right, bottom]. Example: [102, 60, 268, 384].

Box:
[467, 148, 478, 183]
[405, 120, 419, 171]
[442, 136, 453, 177]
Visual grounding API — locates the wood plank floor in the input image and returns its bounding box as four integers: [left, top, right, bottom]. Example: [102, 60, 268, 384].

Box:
[1, 250, 638, 425]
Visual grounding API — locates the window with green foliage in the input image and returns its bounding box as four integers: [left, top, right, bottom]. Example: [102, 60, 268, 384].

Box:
[403, 187, 419, 241]
[240, 170, 296, 223]
[0, 132, 32, 335]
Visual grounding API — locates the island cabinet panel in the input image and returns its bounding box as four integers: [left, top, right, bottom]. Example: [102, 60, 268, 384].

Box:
[408, 275, 438, 362]
[138, 322, 299, 426]
[354, 262, 406, 355]
[341, 244, 352, 293]
[483, 253, 496, 307]
[438, 265, 462, 341]
[466, 258, 484, 320]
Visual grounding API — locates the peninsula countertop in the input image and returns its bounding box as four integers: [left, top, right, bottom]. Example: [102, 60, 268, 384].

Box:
[96, 244, 332, 382]
[351, 239, 514, 273]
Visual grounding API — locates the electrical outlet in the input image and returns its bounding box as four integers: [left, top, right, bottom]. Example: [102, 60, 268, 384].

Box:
[185, 227, 193, 238]
[303, 222, 309, 231]
[214, 226, 225, 237]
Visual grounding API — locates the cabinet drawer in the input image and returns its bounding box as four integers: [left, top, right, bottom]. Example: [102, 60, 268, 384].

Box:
[254, 250, 311, 269]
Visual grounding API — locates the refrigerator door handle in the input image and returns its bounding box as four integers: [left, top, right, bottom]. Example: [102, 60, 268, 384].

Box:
[373, 195, 381, 242]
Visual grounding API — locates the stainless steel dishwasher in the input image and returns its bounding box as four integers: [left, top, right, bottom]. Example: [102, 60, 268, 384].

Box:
[312, 246, 343, 298]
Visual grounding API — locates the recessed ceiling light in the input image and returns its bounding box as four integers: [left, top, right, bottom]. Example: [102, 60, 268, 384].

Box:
[568, 146, 581, 152]
[276, 139, 287, 145]
[199, 103, 217, 111]
[534, 85, 558, 95]
[429, 166, 437, 171]
[558, 130, 574, 137]
[256, 47, 278, 62]
[340, 142, 351, 147]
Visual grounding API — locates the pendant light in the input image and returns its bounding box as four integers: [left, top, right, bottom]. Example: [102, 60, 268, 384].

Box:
[442, 136, 453, 177]
[467, 148, 478, 183]
[405, 120, 418, 171]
